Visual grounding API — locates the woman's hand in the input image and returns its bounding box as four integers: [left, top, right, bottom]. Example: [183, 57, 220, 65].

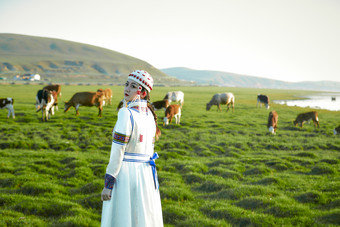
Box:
[102, 174, 115, 201]
[101, 188, 112, 201]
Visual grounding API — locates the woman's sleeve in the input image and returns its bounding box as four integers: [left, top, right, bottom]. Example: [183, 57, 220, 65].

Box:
[105, 108, 133, 178]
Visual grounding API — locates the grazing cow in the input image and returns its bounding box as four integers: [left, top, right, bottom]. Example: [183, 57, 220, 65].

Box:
[151, 100, 169, 111]
[43, 84, 62, 97]
[104, 88, 113, 105]
[163, 104, 181, 126]
[163, 91, 184, 107]
[257, 94, 270, 109]
[64, 91, 105, 117]
[267, 111, 278, 134]
[0, 97, 15, 118]
[97, 89, 106, 105]
[97, 88, 113, 106]
[43, 84, 61, 110]
[293, 111, 319, 128]
[206, 92, 235, 112]
[36, 89, 56, 121]
[333, 125, 340, 135]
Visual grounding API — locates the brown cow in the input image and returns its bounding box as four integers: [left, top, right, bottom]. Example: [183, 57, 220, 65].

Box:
[97, 88, 113, 106]
[43, 84, 61, 97]
[151, 100, 169, 111]
[104, 88, 112, 105]
[163, 104, 181, 126]
[294, 111, 319, 128]
[267, 111, 278, 134]
[64, 91, 104, 117]
[0, 97, 15, 118]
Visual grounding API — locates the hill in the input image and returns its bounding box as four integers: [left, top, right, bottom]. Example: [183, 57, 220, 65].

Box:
[0, 33, 181, 85]
[161, 67, 340, 91]
[2, 34, 338, 90]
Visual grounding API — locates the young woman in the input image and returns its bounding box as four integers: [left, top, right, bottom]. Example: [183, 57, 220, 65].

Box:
[101, 70, 163, 227]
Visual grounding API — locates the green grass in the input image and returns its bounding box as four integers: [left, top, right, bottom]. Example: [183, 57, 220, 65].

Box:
[0, 84, 339, 226]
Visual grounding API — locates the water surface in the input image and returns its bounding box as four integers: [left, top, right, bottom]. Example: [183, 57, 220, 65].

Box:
[273, 93, 340, 111]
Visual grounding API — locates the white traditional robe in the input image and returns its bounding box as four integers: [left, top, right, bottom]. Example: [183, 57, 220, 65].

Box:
[101, 100, 163, 227]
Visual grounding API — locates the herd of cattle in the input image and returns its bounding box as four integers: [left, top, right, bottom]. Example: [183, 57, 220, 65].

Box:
[203, 93, 329, 135]
[1, 86, 340, 135]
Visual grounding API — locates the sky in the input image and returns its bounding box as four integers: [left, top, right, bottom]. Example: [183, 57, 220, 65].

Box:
[0, 0, 340, 82]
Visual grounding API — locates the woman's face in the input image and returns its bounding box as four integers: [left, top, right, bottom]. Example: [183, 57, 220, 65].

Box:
[124, 79, 140, 101]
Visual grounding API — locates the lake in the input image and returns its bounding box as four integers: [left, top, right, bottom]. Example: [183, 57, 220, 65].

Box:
[273, 92, 340, 111]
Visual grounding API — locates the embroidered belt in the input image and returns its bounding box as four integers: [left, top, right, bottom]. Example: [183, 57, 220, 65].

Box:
[123, 152, 159, 190]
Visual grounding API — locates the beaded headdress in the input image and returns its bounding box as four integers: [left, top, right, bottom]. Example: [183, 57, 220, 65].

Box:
[128, 70, 153, 92]
[124, 70, 153, 112]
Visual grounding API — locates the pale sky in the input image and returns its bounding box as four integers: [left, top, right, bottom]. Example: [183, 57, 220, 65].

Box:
[0, 0, 340, 82]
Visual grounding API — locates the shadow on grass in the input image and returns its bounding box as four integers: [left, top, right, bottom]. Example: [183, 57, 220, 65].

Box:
[316, 211, 340, 225]
[294, 191, 327, 204]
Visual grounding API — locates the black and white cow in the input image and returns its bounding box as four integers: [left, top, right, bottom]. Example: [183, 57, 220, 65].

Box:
[0, 97, 15, 118]
[43, 84, 61, 110]
[36, 89, 56, 121]
[257, 94, 270, 109]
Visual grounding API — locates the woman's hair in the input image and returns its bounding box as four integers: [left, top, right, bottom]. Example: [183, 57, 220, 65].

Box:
[141, 87, 158, 129]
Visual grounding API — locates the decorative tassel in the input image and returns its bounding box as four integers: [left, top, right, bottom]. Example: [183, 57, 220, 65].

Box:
[127, 86, 143, 112]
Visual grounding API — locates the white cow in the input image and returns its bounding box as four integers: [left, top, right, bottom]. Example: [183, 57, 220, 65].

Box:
[206, 92, 235, 112]
[163, 91, 184, 107]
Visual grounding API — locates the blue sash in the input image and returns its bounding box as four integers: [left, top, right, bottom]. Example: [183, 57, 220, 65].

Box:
[123, 152, 159, 190]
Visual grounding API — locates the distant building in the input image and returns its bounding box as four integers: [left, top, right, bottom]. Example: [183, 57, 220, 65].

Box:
[31, 74, 40, 81]
[14, 73, 41, 81]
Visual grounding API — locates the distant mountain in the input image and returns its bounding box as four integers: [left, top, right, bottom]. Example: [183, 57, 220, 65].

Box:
[161, 67, 340, 91]
[0, 33, 180, 84]
[1, 34, 338, 90]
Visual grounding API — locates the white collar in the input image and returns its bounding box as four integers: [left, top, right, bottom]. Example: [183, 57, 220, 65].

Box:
[127, 99, 148, 108]
[127, 99, 148, 113]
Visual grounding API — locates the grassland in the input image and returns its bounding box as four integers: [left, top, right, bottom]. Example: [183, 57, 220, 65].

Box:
[0, 84, 339, 226]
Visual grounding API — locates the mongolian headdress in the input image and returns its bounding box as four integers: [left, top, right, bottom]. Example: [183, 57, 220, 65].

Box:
[128, 70, 153, 92]
[124, 70, 154, 111]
